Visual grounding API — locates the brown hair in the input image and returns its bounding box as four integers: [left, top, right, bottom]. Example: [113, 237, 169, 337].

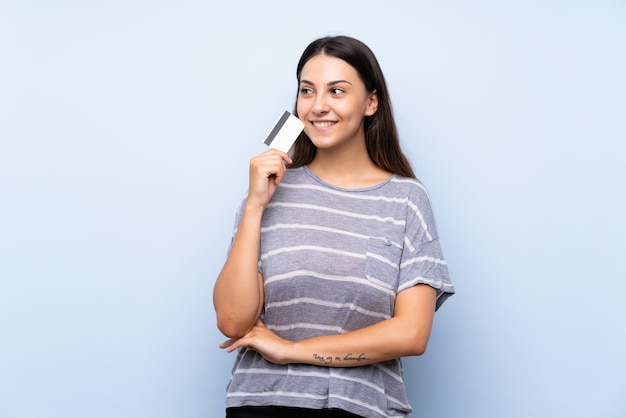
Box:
[289, 35, 416, 179]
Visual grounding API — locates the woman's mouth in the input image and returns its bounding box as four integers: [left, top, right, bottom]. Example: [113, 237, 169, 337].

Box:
[311, 120, 337, 128]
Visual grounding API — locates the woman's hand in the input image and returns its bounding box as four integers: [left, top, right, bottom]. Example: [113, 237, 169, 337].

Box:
[219, 320, 293, 365]
[218, 285, 437, 367]
[246, 149, 292, 210]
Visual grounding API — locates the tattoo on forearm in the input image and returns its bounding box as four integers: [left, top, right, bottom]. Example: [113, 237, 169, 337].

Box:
[313, 353, 368, 365]
[343, 352, 368, 362]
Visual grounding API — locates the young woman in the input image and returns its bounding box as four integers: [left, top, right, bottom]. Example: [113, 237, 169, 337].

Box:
[213, 35, 455, 418]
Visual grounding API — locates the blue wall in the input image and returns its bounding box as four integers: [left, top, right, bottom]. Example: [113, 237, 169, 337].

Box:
[1, 1, 624, 417]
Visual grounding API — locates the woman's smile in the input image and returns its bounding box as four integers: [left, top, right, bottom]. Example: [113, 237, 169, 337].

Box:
[310, 119, 338, 129]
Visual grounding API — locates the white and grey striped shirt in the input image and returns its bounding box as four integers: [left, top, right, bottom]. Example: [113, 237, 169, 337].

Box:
[225, 166, 454, 418]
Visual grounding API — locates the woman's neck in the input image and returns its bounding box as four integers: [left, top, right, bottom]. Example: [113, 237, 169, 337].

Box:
[308, 145, 392, 189]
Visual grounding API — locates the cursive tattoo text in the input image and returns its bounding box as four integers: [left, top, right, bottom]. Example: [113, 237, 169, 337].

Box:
[312, 353, 368, 365]
[343, 352, 368, 362]
[313, 353, 333, 364]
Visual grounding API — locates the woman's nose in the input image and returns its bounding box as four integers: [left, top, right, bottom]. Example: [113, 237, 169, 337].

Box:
[312, 94, 329, 114]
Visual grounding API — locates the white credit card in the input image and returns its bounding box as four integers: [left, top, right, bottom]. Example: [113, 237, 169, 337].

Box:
[263, 111, 304, 154]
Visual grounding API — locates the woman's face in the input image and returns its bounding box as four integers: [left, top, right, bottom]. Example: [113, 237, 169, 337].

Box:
[296, 54, 378, 152]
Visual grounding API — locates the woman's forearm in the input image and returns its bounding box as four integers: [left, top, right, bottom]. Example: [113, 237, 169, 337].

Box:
[289, 316, 431, 367]
[292, 285, 437, 366]
[214, 150, 292, 339]
[213, 205, 265, 338]
[221, 285, 437, 366]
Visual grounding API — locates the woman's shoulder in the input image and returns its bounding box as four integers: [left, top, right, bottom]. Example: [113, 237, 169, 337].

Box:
[284, 166, 308, 179]
[387, 175, 431, 200]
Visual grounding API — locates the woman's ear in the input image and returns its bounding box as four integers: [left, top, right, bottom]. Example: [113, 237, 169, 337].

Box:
[365, 90, 378, 116]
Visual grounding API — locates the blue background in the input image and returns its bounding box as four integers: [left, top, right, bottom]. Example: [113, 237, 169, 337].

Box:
[1, 1, 625, 417]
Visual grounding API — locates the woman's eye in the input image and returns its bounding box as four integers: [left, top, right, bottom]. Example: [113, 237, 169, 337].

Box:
[331, 88, 344, 95]
[299, 87, 313, 95]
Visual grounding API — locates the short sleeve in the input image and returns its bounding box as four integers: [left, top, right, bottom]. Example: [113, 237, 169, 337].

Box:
[398, 186, 455, 310]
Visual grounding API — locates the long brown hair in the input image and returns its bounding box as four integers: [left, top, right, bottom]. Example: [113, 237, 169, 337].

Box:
[289, 36, 416, 179]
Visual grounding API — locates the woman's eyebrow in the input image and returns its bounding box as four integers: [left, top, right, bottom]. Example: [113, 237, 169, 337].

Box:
[328, 80, 352, 86]
[300, 79, 353, 86]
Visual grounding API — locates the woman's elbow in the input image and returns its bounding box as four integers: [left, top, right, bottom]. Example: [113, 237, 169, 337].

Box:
[216, 315, 252, 339]
[404, 332, 431, 357]
[411, 340, 429, 356]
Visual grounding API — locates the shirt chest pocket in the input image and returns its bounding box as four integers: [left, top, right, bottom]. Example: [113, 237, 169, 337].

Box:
[365, 238, 402, 291]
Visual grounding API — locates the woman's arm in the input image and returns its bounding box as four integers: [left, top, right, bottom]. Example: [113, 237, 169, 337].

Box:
[219, 284, 437, 366]
[213, 149, 291, 339]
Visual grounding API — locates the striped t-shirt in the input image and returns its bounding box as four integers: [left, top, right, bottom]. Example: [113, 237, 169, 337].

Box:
[225, 166, 454, 418]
